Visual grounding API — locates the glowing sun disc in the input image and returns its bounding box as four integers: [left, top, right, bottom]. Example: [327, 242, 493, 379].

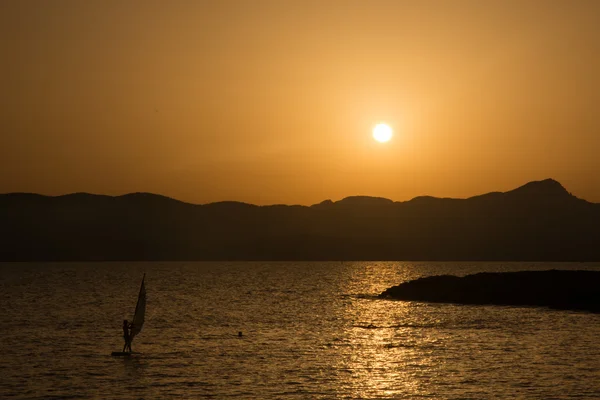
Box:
[373, 123, 393, 142]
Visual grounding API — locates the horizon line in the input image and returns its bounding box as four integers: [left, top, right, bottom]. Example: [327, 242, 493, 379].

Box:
[1, 178, 593, 206]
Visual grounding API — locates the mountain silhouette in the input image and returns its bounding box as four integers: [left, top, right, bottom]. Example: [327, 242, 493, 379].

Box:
[509, 178, 572, 196]
[1, 179, 599, 261]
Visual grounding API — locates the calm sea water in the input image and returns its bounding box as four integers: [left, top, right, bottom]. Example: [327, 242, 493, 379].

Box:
[1, 262, 599, 399]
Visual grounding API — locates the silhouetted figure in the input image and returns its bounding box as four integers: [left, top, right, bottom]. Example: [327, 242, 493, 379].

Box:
[122, 319, 133, 353]
[238, 331, 243, 337]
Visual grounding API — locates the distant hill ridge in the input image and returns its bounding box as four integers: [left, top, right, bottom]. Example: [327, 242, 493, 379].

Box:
[1, 179, 599, 261]
[1, 178, 583, 207]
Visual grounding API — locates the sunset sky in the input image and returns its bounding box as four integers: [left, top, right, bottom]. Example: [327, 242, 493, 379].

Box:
[2, 1, 600, 205]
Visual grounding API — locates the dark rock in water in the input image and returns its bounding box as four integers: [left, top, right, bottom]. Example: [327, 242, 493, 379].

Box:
[379, 270, 600, 313]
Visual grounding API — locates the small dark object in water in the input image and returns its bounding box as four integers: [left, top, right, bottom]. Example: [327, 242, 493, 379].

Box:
[238, 331, 243, 337]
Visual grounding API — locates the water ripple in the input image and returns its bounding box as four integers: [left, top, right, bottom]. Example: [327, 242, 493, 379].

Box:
[1, 261, 599, 399]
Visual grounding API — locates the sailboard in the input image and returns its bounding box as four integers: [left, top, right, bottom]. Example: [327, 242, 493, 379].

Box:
[111, 274, 146, 356]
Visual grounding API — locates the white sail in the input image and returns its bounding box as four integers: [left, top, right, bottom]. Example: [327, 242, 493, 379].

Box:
[130, 274, 146, 341]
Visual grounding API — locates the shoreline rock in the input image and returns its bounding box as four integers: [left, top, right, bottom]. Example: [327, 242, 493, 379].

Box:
[379, 270, 600, 313]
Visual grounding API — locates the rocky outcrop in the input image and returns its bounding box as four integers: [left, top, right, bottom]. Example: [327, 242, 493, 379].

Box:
[379, 270, 600, 313]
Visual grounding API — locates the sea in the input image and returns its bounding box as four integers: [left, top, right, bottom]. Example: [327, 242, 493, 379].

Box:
[1, 262, 599, 399]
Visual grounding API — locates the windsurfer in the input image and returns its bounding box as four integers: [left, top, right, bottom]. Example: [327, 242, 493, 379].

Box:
[122, 319, 133, 353]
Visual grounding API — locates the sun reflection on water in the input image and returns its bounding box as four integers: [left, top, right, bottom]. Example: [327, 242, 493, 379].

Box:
[332, 263, 446, 398]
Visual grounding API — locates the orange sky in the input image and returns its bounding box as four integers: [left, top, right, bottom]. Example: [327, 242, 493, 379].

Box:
[2, 1, 600, 205]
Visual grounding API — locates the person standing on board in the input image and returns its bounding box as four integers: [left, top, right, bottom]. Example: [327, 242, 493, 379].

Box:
[122, 319, 133, 353]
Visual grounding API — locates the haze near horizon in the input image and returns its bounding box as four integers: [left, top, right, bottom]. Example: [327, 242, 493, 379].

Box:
[2, 1, 600, 205]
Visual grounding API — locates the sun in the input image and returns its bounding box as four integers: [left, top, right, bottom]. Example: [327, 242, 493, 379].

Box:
[373, 123, 393, 143]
